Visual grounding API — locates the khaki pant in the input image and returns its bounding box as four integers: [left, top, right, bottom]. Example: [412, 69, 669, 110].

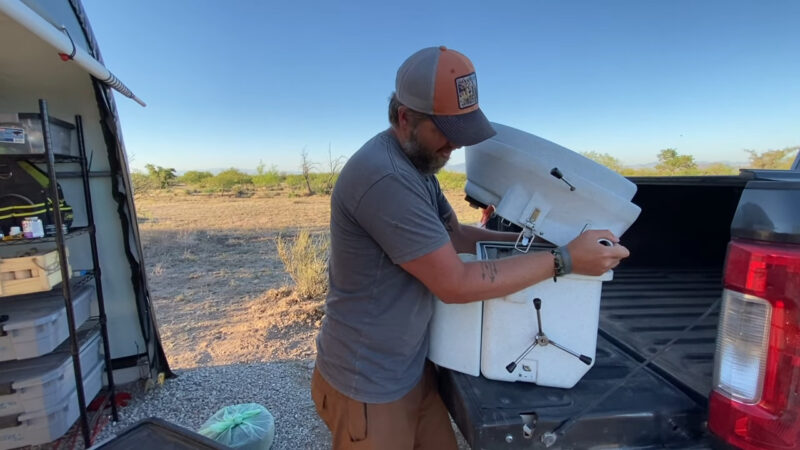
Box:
[311, 362, 459, 450]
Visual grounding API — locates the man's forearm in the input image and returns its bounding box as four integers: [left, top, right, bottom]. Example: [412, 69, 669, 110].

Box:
[439, 250, 556, 304]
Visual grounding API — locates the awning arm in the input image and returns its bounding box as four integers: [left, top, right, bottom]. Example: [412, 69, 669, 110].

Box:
[0, 0, 146, 107]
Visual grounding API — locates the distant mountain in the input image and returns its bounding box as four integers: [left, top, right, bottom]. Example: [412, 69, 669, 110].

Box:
[624, 162, 656, 169]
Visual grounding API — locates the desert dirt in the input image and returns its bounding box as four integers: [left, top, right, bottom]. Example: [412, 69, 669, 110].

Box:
[135, 189, 482, 370]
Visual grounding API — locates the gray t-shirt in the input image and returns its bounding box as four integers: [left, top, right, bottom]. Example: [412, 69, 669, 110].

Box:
[315, 130, 453, 403]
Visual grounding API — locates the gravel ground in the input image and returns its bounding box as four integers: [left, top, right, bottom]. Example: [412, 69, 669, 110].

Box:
[93, 360, 330, 449]
[88, 361, 469, 450]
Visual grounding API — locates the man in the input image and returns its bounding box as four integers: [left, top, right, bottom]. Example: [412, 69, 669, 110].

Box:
[312, 46, 629, 449]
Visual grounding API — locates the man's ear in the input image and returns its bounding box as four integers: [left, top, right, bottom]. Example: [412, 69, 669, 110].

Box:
[395, 105, 415, 138]
[397, 105, 410, 128]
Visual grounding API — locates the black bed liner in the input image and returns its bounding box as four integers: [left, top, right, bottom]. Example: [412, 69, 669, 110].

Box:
[598, 267, 722, 404]
[440, 267, 720, 449]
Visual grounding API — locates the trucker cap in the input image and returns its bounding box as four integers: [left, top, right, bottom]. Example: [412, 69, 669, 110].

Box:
[395, 46, 496, 147]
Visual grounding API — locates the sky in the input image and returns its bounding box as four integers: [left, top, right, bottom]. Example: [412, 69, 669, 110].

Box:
[80, 0, 800, 173]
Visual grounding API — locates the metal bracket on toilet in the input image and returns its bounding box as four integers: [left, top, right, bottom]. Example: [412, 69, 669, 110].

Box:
[495, 185, 550, 253]
[514, 221, 537, 253]
[514, 205, 544, 253]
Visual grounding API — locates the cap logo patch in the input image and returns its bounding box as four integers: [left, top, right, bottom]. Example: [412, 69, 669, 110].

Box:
[455, 73, 478, 109]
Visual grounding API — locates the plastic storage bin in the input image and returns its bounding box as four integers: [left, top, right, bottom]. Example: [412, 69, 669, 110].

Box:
[0, 113, 75, 156]
[0, 358, 103, 449]
[0, 324, 102, 417]
[429, 242, 611, 388]
[0, 284, 94, 361]
[90, 418, 228, 450]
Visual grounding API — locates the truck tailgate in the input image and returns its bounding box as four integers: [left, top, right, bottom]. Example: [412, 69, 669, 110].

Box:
[440, 335, 708, 449]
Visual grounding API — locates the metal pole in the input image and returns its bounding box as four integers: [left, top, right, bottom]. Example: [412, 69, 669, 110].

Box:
[76, 114, 119, 421]
[0, 1, 146, 106]
[40, 99, 91, 447]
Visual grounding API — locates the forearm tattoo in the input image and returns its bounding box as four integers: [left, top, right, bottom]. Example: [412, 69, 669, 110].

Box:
[481, 262, 498, 283]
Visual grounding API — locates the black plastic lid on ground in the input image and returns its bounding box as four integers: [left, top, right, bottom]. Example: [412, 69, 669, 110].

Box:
[91, 417, 229, 449]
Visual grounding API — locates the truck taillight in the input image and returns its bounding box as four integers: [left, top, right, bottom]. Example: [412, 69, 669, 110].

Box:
[713, 290, 772, 403]
[709, 239, 800, 450]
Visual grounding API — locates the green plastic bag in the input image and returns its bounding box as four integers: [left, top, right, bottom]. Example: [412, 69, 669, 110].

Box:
[199, 403, 275, 450]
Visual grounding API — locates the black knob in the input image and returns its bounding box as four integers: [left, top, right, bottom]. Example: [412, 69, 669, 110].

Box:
[579, 355, 593, 365]
[533, 298, 542, 310]
[506, 362, 517, 373]
[550, 167, 576, 191]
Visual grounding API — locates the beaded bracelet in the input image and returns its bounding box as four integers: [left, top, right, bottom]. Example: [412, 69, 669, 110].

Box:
[551, 246, 573, 282]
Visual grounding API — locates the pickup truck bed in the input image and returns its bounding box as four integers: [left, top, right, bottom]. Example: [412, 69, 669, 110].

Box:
[599, 267, 721, 404]
[442, 177, 750, 449]
[440, 267, 717, 449]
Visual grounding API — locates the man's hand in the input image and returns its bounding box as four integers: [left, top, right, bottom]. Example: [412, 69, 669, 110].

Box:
[566, 230, 630, 276]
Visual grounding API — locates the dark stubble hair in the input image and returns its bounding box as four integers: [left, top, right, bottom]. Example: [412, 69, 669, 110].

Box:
[400, 117, 450, 176]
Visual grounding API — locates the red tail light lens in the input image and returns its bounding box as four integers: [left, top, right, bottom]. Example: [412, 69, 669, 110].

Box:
[709, 239, 800, 449]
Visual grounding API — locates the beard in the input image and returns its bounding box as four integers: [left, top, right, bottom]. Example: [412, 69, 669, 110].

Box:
[400, 127, 450, 175]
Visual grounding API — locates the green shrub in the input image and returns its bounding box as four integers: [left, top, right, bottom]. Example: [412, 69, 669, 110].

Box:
[252, 171, 284, 188]
[180, 170, 213, 185]
[745, 146, 799, 169]
[253, 162, 284, 188]
[699, 163, 738, 176]
[284, 174, 306, 189]
[131, 170, 156, 194]
[276, 230, 329, 299]
[281, 173, 339, 195]
[144, 164, 177, 188]
[581, 151, 624, 173]
[436, 170, 467, 191]
[206, 168, 253, 190]
[309, 172, 337, 194]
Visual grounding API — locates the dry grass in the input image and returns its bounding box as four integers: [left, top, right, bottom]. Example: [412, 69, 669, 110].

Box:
[276, 230, 329, 299]
[135, 193, 332, 231]
[136, 190, 481, 369]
